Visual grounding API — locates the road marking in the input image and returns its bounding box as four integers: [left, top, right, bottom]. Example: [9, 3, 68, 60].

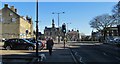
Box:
[70, 50, 78, 64]
[115, 57, 120, 61]
[79, 57, 82, 62]
[103, 52, 108, 56]
[75, 52, 78, 56]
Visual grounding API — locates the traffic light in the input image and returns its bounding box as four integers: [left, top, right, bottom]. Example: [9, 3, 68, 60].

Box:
[62, 23, 66, 34]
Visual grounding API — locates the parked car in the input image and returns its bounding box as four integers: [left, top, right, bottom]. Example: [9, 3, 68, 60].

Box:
[26, 38, 45, 50]
[104, 36, 115, 44]
[3, 38, 35, 50]
[114, 38, 120, 46]
[2, 38, 7, 42]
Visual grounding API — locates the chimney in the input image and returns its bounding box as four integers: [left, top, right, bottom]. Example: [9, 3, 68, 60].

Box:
[15, 9, 17, 13]
[26, 15, 29, 20]
[10, 6, 15, 12]
[4, 4, 8, 7]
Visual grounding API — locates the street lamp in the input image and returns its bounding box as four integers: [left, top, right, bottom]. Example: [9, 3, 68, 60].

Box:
[66, 22, 71, 32]
[52, 12, 65, 43]
[36, 0, 39, 58]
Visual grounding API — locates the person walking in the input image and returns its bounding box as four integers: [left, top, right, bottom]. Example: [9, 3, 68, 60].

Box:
[46, 38, 54, 55]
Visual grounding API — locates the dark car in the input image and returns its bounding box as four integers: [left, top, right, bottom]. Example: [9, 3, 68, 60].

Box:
[3, 38, 35, 50]
[26, 38, 45, 50]
[114, 38, 120, 46]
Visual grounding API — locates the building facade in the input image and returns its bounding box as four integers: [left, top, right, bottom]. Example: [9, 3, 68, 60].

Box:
[66, 30, 80, 41]
[106, 27, 118, 36]
[100, 27, 119, 37]
[0, 4, 33, 39]
[44, 19, 62, 41]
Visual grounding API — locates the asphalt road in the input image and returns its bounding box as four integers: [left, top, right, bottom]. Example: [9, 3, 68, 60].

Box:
[69, 43, 120, 64]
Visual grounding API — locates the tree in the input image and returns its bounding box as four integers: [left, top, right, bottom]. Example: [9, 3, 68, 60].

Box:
[112, 1, 120, 24]
[89, 14, 117, 40]
[90, 14, 117, 30]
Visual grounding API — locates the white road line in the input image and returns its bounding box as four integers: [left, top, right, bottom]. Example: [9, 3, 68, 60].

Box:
[103, 52, 108, 56]
[79, 57, 83, 62]
[75, 52, 78, 56]
[70, 50, 78, 64]
[115, 57, 120, 61]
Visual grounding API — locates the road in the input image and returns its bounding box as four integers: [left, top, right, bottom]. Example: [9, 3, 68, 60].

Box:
[1, 42, 120, 64]
[69, 42, 120, 64]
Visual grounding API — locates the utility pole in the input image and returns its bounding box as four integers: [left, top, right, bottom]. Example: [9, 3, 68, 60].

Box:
[66, 22, 71, 32]
[52, 12, 65, 44]
[36, 0, 39, 58]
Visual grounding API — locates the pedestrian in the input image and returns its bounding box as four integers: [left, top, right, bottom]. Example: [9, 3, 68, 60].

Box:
[46, 38, 54, 55]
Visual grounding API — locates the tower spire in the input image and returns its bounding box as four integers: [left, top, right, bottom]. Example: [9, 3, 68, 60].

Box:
[52, 19, 55, 28]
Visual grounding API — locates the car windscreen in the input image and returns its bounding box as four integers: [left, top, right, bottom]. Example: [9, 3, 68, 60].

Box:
[23, 39, 32, 43]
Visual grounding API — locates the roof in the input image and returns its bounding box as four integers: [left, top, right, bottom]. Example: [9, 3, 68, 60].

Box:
[106, 27, 118, 30]
[45, 27, 52, 30]
[2, 6, 32, 24]
[67, 31, 79, 35]
[45, 27, 59, 30]
[2, 7, 20, 17]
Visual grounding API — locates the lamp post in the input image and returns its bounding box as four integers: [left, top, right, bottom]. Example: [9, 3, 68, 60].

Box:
[36, 0, 39, 58]
[52, 12, 65, 43]
[66, 22, 71, 32]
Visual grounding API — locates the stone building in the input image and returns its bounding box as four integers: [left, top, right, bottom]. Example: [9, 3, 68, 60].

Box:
[100, 27, 118, 37]
[66, 30, 80, 41]
[44, 19, 62, 41]
[0, 4, 33, 39]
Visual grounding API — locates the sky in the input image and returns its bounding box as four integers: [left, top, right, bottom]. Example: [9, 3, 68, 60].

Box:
[0, 2, 118, 35]
[1, 0, 119, 2]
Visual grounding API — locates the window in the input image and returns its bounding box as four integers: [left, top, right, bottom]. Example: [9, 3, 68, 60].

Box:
[10, 39, 18, 43]
[18, 39, 25, 43]
[11, 18, 16, 22]
[9, 13, 13, 16]
[0, 18, 4, 22]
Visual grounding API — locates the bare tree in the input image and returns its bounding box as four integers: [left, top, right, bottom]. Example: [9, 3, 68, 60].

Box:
[89, 14, 117, 40]
[112, 1, 120, 25]
[90, 14, 117, 30]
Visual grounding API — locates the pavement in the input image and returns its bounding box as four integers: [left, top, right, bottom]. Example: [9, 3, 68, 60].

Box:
[1, 42, 76, 64]
[30, 42, 76, 64]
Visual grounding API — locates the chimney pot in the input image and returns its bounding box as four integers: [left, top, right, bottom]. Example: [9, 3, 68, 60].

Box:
[4, 4, 8, 7]
[15, 9, 17, 13]
[10, 6, 15, 12]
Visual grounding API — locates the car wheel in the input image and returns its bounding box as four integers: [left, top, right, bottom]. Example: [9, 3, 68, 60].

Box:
[6, 46, 11, 50]
[27, 46, 34, 50]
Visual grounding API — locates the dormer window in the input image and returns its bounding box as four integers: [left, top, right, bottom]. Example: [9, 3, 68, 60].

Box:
[10, 13, 13, 16]
[11, 18, 16, 22]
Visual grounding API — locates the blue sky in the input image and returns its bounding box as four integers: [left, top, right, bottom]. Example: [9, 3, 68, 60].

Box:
[1, 2, 117, 35]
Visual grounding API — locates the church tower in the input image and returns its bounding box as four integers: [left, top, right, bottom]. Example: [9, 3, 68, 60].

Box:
[52, 19, 55, 28]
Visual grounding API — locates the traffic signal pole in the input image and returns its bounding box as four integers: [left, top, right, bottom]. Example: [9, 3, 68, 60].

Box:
[63, 33, 65, 49]
[62, 23, 66, 48]
[58, 13, 60, 44]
